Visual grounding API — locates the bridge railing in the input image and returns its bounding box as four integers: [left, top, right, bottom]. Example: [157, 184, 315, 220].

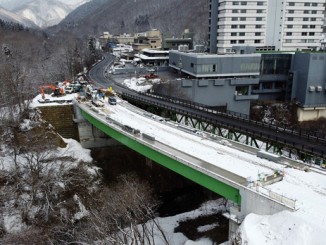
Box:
[254, 185, 297, 210]
[140, 92, 228, 114]
[135, 92, 326, 141]
[121, 92, 325, 158]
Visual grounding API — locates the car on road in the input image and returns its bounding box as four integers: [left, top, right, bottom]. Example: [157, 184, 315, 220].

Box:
[109, 96, 117, 105]
[65, 86, 73, 94]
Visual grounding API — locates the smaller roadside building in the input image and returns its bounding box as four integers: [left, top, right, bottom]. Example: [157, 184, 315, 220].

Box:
[135, 49, 169, 67]
[290, 53, 326, 121]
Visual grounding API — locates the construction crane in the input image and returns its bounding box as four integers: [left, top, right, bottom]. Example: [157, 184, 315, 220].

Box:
[40, 85, 64, 99]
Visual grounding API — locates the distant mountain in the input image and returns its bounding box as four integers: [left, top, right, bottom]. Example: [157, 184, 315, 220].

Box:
[0, 7, 38, 28]
[49, 0, 210, 43]
[0, 0, 89, 28]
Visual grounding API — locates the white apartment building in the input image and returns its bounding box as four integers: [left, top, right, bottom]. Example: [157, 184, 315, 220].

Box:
[208, 0, 326, 53]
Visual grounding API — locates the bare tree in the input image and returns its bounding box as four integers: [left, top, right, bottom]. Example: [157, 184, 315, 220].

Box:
[73, 174, 170, 245]
[0, 51, 34, 127]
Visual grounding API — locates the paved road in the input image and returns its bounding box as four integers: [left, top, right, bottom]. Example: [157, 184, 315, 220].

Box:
[88, 53, 117, 89]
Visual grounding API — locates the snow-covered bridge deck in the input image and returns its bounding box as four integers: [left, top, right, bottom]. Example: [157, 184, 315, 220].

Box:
[75, 98, 299, 213]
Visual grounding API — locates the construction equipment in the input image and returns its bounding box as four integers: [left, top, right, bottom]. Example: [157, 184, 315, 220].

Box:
[145, 73, 159, 79]
[40, 85, 64, 99]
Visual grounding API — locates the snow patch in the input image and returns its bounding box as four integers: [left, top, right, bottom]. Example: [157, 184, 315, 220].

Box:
[60, 138, 93, 163]
[3, 213, 27, 234]
[239, 211, 325, 245]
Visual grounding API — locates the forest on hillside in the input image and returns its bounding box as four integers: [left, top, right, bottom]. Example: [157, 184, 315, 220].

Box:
[49, 0, 210, 43]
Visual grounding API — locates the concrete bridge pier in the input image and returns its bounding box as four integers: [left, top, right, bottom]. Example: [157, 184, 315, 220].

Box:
[74, 104, 121, 148]
[226, 187, 295, 239]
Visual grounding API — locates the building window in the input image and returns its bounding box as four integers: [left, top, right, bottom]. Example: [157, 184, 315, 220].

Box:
[310, 25, 316, 28]
[256, 25, 262, 29]
[241, 2, 247, 5]
[311, 10, 317, 14]
[233, 1, 239, 5]
[257, 1, 264, 6]
[289, 10, 294, 14]
[309, 32, 315, 36]
[312, 3, 317, 7]
[304, 10, 309, 14]
[302, 32, 307, 36]
[240, 17, 246, 21]
[231, 25, 237, 29]
[286, 32, 292, 36]
[311, 18, 316, 21]
[304, 2, 310, 6]
[239, 25, 245, 29]
[239, 40, 245, 44]
[255, 32, 261, 36]
[231, 40, 237, 44]
[262, 82, 273, 89]
[256, 17, 263, 21]
[239, 32, 245, 36]
[302, 25, 308, 28]
[232, 9, 238, 13]
[240, 9, 247, 13]
[289, 2, 295, 6]
[275, 81, 286, 89]
[287, 25, 293, 28]
[255, 40, 261, 43]
[257, 9, 263, 13]
[303, 18, 309, 21]
[213, 64, 216, 72]
[232, 17, 238, 21]
[231, 32, 237, 36]
[288, 17, 293, 21]
[236, 86, 249, 95]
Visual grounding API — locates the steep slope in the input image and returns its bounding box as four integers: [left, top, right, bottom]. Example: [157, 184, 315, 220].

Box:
[50, 0, 209, 42]
[0, 7, 38, 28]
[0, 0, 89, 28]
[14, 0, 74, 28]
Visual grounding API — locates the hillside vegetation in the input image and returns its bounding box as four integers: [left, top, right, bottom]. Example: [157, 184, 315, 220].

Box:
[49, 0, 210, 43]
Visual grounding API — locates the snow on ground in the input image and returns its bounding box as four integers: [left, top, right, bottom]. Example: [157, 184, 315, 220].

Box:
[122, 77, 153, 92]
[0, 128, 94, 234]
[239, 211, 325, 245]
[60, 138, 93, 163]
[237, 166, 326, 244]
[143, 199, 226, 245]
[30, 93, 77, 108]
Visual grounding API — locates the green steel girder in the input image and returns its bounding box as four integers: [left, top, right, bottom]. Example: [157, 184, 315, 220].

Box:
[266, 142, 283, 155]
[80, 109, 241, 205]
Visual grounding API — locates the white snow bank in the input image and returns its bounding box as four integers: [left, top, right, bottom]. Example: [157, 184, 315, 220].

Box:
[239, 211, 326, 245]
[60, 138, 93, 163]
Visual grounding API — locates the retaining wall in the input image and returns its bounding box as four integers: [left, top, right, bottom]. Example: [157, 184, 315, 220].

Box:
[38, 105, 79, 140]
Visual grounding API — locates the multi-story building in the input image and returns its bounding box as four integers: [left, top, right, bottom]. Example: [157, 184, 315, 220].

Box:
[209, 0, 325, 53]
[132, 29, 162, 52]
[168, 50, 326, 121]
